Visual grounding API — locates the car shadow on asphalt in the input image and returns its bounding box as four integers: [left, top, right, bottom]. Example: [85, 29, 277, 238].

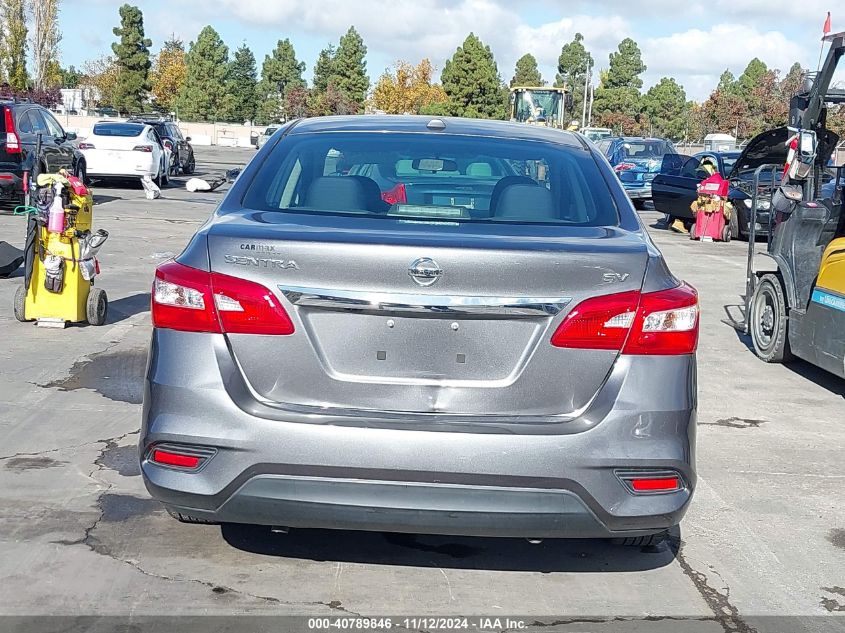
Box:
[108, 292, 151, 324]
[219, 524, 680, 572]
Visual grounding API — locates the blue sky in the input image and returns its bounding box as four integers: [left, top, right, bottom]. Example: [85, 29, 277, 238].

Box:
[61, 0, 841, 101]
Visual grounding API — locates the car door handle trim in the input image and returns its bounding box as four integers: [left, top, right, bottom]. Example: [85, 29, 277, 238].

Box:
[279, 285, 571, 317]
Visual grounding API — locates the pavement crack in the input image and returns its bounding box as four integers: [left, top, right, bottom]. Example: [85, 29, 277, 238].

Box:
[671, 536, 757, 633]
[0, 440, 97, 462]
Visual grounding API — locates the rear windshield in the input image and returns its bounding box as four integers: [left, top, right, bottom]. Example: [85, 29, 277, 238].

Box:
[621, 140, 674, 158]
[92, 123, 144, 137]
[243, 132, 619, 227]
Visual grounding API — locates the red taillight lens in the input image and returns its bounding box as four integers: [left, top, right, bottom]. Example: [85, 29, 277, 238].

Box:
[381, 183, 407, 205]
[211, 272, 295, 335]
[163, 140, 173, 151]
[151, 449, 200, 469]
[550, 290, 639, 350]
[631, 477, 680, 492]
[551, 284, 699, 355]
[614, 162, 636, 172]
[78, 142, 95, 150]
[151, 261, 295, 335]
[133, 145, 153, 152]
[4, 106, 20, 154]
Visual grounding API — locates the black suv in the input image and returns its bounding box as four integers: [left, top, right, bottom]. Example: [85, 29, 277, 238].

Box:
[0, 100, 85, 202]
[127, 114, 195, 176]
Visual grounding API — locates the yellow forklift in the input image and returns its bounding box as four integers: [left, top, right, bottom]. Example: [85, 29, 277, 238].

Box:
[509, 86, 572, 129]
[744, 31, 845, 379]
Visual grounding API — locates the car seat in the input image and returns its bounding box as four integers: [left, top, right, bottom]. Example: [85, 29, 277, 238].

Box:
[304, 176, 383, 212]
[489, 176, 536, 214]
[492, 183, 557, 221]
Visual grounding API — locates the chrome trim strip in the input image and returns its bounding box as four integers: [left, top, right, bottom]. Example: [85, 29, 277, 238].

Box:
[279, 285, 571, 317]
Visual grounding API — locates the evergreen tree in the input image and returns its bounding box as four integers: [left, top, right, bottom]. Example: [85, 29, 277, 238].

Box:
[592, 38, 647, 132]
[151, 37, 186, 112]
[736, 58, 768, 102]
[510, 54, 543, 87]
[555, 33, 593, 114]
[441, 33, 505, 119]
[220, 43, 258, 122]
[111, 4, 152, 114]
[312, 44, 336, 94]
[642, 77, 687, 139]
[717, 69, 738, 95]
[604, 37, 646, 89]
[2, 0, 29, 91]
[177, 26, 229, 122]
[256, 38, 306, 124]
[60, 65, 82, 89]
[331, 27, 369, 112]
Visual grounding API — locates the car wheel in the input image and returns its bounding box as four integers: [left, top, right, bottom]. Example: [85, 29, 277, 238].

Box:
[86, 287, 108, 326]
[74, 161, 87, 186]
[611, 531, 668, 547]
[729, 209, 741, 240]
[166, 508, 217, 524]
[14, 285, 29, 322]
[183, 152, 195, 175]
[633, 199, 647, 210]
[750, 273, 793, 363]
[155, 159, 166, 188]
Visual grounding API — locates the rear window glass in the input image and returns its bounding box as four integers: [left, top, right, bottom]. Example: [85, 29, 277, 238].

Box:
[243, 132, 619, 227]
[93, 123, 144, 137]
[622, 141, 674, 158]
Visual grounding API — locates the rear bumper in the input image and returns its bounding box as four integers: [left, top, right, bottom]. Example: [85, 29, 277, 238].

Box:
[141, 330, 697, 538]
[622, 182, 652, 200]
[0, 172, 23, 199]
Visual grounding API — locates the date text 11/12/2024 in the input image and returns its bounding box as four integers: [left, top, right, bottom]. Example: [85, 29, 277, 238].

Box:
[307, 617, 528, 630]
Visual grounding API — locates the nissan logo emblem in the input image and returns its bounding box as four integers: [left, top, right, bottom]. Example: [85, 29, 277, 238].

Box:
[408, 258, 443, 287]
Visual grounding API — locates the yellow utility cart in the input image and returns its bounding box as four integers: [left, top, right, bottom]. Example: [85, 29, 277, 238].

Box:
[13, 173, 108, 327]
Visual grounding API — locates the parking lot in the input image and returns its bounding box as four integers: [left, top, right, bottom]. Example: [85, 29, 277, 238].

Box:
[0, 146, 842, 632]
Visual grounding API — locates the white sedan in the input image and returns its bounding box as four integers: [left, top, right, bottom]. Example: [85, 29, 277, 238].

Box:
[79, 121, 170, 186]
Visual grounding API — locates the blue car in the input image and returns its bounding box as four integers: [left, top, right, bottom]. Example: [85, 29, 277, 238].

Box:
[596, 137, 678, 209]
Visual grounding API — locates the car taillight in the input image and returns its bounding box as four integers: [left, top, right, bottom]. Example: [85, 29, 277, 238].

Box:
[133, 145, 153, 152]
[151, 261, 295, 335]
[163, 140, 173, 151]
[381, 183, 407, 205]
[78, 142, 95, 150]
[614, 162, 636, 172]
[4, 106, 20, 154]
[551, 283, 699, 355]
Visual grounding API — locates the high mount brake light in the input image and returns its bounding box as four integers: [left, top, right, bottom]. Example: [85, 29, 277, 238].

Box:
[551, 284, 699, 355]
[151, 261, 295, 335]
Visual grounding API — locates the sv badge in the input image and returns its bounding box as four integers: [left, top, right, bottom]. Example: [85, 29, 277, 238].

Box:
[602, 272, 630, 283]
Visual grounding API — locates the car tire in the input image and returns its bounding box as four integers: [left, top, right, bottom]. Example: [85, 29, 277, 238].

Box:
[14, 285, 29, 322]
[750, 273, 793, 363]
[86, 287, 108, 326]
[74, 160, 88, 186]
[183, 152, 195, 175]
[166, 508, 218, 524]
[728, 209, 741, 240]
[611, 531, 668, 547]
[155, 159, 166, 188]
[633, 199, 647, 210]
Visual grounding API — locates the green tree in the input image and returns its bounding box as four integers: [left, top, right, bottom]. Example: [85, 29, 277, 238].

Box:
[220, 43, 258, 122]
[2, 0, 29, 90]
[510, 53, 543, 87]
[555, 33, 593, 116]
[605, 37, 646, 89]
[736, 58, 768, 102]
[441, 33, 505, 119]
[32, 0, 62, 90]
[60, 65, 82, 88]
[177, 26, 229, 121]
[256, 38, 306, 124]
[312, 44, 336, 94]
[372, 59, 448, 114]
[717, 69, 738, 96]
[331, 26, 369, 112]
[642, 77, 687, 139]
[111, 4, 152, 114]
[151, 37, 186, 112]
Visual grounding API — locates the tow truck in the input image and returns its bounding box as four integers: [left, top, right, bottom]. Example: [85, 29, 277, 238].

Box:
[744, 31, 845, 379]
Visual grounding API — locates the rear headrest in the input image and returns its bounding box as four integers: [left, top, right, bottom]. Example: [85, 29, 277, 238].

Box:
[489, 175, 536, 214]
[494, 184, 557, 221]
[304, 176, 380, 212]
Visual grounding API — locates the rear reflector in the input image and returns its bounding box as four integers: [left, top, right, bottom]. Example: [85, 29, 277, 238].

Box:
[551, 283, 699, 355]
[151, 450, 201, 469]
[631, 477, 680, 492]
[152, 261, 295, 335]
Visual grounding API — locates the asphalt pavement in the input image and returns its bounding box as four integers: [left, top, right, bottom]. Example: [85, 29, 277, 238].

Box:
[0, 147, 842, 633]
